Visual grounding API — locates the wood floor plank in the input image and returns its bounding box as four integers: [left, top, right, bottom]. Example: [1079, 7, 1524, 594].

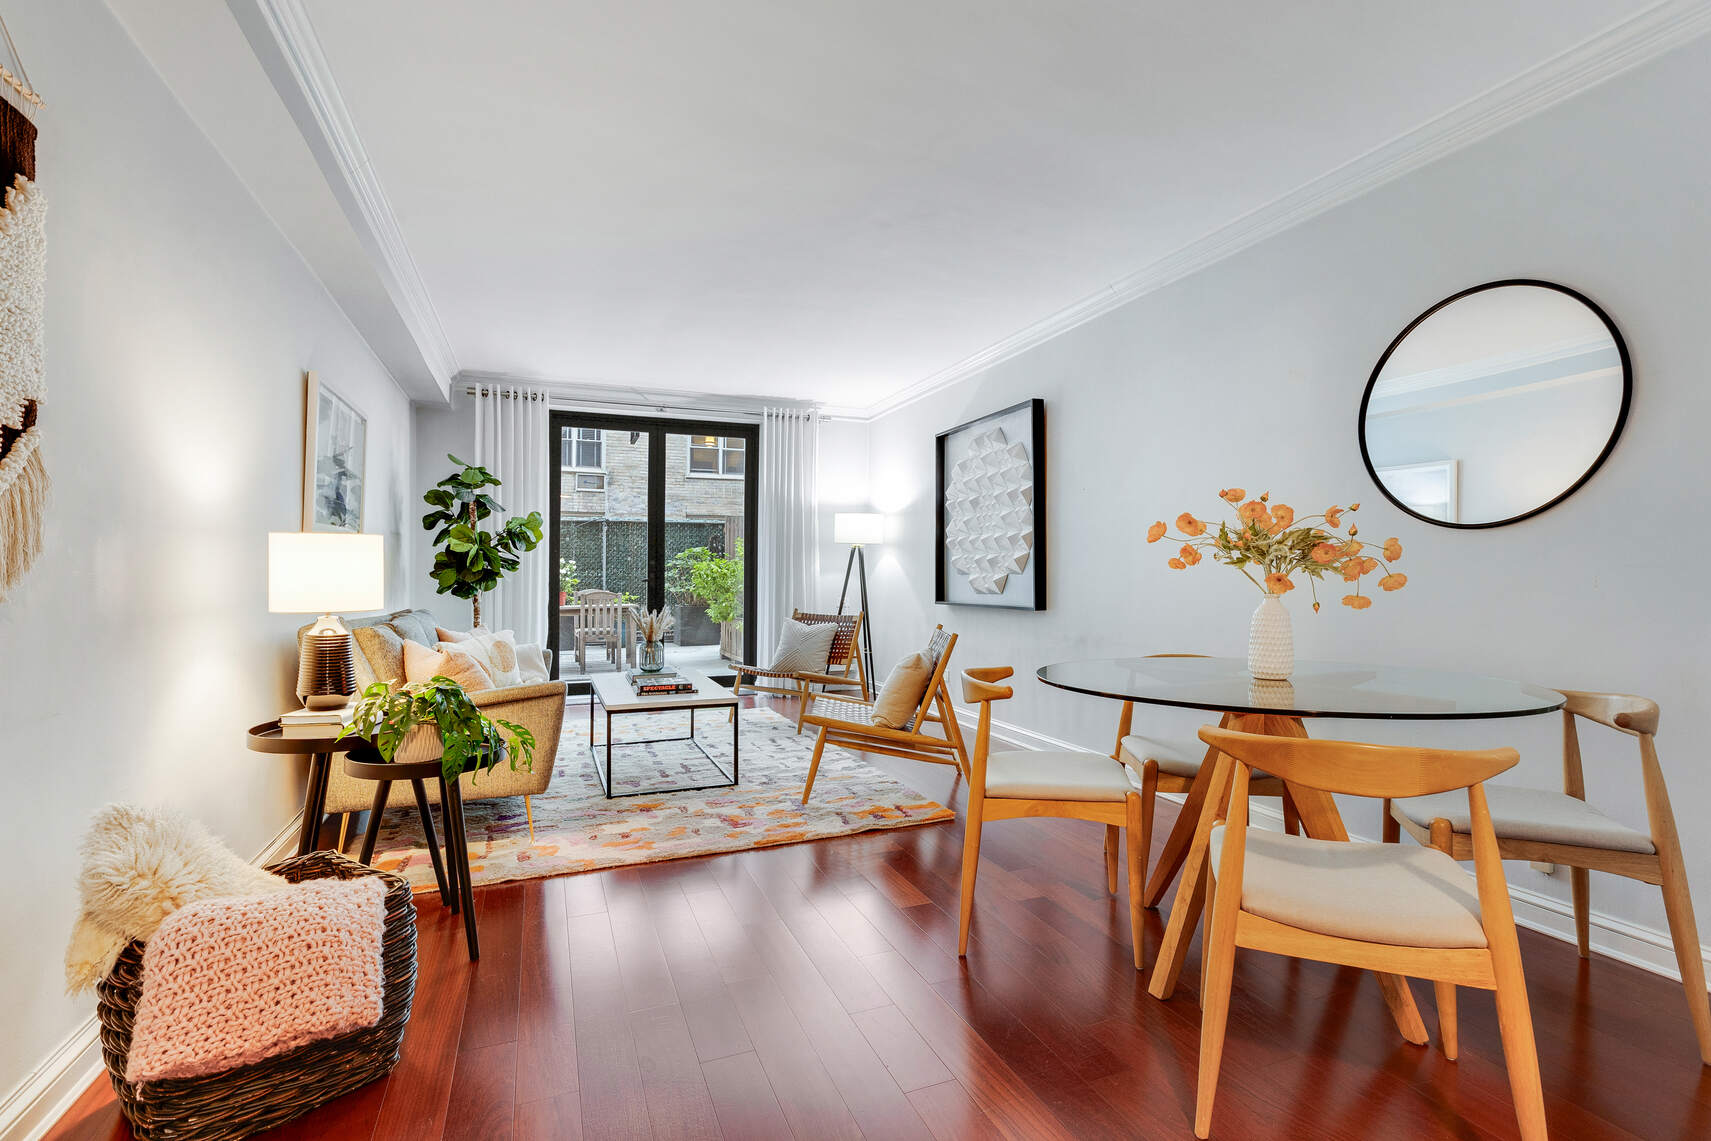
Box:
[459, 883, 525, 1052]
[725, 971, 864, 1140]
[646, 880, 755, 1062]
[565, 910, 652, 1141]
[701, 1052, 794, 1141]
[515, 878, 578, 1105]
[371, 901, 475, 1141]
[853, 1004, 956, 1093]
[513, 1091, 582, 1141]
[908, 1079, 1006, 1141]
[628, 1002, 722, 1141]
[443, 1041, 516, 1141]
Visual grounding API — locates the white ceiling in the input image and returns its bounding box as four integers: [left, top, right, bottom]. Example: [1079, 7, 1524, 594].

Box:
[124, 1, 1676, 410]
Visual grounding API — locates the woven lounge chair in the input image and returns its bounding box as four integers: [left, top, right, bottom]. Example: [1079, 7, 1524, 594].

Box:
[732, 610, 870, 732]
[798, 624, 969, 803]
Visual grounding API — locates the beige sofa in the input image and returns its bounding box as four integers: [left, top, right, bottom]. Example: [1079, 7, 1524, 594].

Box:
[297, 608, 567, 842]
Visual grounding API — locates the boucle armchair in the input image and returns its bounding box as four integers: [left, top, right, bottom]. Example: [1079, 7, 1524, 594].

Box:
[296, 609, 566, 843]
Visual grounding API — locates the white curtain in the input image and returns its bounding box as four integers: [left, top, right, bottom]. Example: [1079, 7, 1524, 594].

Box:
[471, 384, 551, 644]
[756, 406, 820, 662]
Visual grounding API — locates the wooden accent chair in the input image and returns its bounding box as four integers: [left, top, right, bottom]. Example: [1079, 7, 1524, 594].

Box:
[1112, 654, 1299, 912]
[1193, 726, 1544, 1140]
[958, 668, 1146, 965]
[573, 589, 627, 672]
[799, 625, 969, 803]
[1384, 688, 1711, 1064]
[731, 610, 870, 732]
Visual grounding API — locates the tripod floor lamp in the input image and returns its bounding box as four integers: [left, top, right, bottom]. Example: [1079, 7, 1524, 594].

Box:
[833, 512, 882, 683]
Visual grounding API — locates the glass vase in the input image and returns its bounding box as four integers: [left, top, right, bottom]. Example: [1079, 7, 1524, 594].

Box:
[639, 639, 665, 673]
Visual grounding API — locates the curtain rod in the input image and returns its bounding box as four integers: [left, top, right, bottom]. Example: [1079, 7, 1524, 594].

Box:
[461, 384, 816, 422]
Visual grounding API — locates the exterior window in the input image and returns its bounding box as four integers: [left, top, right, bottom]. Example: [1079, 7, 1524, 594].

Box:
[561, 427, 604, 470]
[688, 435, 745, 477]
[573, 471, 606, 491]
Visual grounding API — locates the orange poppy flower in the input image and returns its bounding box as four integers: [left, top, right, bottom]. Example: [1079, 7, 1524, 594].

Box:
[1264, 572, 1294, 594]
[1341, 540, 1363, 557]
[1383, 538, 1403, 561]
[1176, 512, 1208, 537]
[1342, 593, 1372, 610]
[1267, 504, 1295, 534]
[1179, 544, 1203, 566]
[1146, 521, 1167, 543]
[1380, 573, 1407, 591]
[1219, 488, 1246, 503]
[1239, 500, 1269, 524]
[1341, 560, 1362, 582]
[1168, 557, 1187, 570]
[1323, 506, 1343, 527]
[1360, 557, 1379, 576]
[1309, 542, 1339, 564]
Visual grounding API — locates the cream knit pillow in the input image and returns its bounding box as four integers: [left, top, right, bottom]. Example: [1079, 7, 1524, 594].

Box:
[403, 639, 494, 692]
[871, 651, 932, 729]
[433, 626, 523, 687]
[768, 619, 837, 674]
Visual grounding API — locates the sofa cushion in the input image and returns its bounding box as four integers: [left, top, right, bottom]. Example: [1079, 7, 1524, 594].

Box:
[352, 625, 406, 688]
[403, 639, 494, 691]
[387, 610, 438, 648]
[436, 626, 524, 688]
[516, 642, 550, 683]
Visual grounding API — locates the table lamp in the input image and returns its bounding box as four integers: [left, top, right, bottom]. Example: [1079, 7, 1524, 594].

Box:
[833, 512, 884, 683]
[268, 532, 385, 708]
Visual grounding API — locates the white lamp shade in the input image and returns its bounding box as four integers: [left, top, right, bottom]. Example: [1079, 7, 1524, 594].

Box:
[834, 512, 884, 545]
[268, 532, 385, 614]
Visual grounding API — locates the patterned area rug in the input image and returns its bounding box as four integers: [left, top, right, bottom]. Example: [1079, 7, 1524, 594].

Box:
[365, 704, 954, 890]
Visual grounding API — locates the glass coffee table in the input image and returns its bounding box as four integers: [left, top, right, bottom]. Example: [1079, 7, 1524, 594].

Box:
[587, 668, 740, 798]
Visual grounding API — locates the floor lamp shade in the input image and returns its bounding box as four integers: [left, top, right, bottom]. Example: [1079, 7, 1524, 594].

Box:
[834, 512, 884, 546]
[268, 533, 384, 707]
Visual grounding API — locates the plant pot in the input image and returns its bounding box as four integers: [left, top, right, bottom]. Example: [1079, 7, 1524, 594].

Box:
[1247, 593, 1293, 680]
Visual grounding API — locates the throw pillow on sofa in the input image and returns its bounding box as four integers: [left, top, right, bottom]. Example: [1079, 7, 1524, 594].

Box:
[386, 610, 438, 648]
[352, 625, 406, 688]
[402, 639, 494, 692]
[435, 626, 524, 688]
[515, 642, 551, 683]
[871, 650, 932, 728]
[768, 619, 837, 674]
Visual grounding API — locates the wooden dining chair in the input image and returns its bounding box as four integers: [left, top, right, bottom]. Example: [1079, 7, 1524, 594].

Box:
[799, 625, 969, 803]
[1384, 688, 1711, 1064]
[573, 589, 625, 672]
[1194, 726, 1544, 1141]
[731, 610, 869, 732]
[1112, 653, 1300, 913]
[958, 668, 1146, 964]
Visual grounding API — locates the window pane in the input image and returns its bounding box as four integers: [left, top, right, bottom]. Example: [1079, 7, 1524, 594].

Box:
[578, 428, 601, 442]
[723, 447, 744, 475]
[575, 440, 601, 467]
[689, 445, 718, 473]
[560, 436, 573, 467]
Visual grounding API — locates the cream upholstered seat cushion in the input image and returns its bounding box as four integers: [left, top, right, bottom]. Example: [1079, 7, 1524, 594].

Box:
[984, 750, 1132, 802]
[1210, 826, 1487, 949]
[1394, 786, 1656, 854]
[1118, 733, 1203, 778]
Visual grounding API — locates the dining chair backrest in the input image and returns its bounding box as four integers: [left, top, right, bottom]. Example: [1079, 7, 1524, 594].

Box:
[1561, 689, 1660, 738]
[576, 589, 622, 636]
[1198, 726, 1518, 801]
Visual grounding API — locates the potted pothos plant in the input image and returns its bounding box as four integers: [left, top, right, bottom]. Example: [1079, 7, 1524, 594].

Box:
[339, 676, 537, 786]
[422, 454, 544, 627]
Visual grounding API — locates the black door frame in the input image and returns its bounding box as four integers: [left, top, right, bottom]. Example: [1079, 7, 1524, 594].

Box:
[547, 411, 760, 688]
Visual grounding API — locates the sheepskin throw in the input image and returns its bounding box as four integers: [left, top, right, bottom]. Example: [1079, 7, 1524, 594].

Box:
[66, 805, 289, 994]
[124, 877, 389, 1084]
[0, 88, 45, 600]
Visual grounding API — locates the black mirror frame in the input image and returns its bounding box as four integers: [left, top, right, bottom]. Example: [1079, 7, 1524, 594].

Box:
[1358, 278, 1632, 530]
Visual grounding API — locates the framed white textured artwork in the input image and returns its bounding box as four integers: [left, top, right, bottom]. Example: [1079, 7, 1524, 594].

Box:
[301, 371, 366, 533]
[935, 398, 1046, 610]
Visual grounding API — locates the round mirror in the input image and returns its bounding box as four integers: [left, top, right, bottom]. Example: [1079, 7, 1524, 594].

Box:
[1359, 280, 1630, 528]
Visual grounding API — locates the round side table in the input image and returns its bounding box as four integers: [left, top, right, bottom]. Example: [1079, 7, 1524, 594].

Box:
[344, 748, 479, 960]
[245, 721, 348, 857]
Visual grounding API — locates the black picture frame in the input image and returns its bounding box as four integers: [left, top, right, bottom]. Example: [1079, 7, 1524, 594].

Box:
[934, 398, 1047, 610]
[1358, 279, 1632, 530]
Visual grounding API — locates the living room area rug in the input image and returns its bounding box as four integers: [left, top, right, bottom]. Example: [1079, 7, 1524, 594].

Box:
[362, 704, 955, 891]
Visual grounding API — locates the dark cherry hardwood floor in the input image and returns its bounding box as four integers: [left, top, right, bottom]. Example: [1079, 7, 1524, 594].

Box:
[46, 694, 1711, 1140]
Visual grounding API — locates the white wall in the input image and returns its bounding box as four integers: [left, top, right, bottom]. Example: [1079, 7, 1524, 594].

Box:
[864, 36, 1711, 957]
[0, 0, 414, 1112]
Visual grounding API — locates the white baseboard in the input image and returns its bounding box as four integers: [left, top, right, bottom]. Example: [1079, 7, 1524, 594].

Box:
[968, 708, 1711, 984]
[0, 812, 312, 1141]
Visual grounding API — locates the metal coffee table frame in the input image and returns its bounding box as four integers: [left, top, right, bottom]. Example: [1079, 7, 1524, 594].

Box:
[589, 674, 740, 798]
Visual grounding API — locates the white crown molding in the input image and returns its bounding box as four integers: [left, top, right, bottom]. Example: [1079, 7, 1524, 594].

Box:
[858, 0, 1711, 423]
[228, 0, 458, 398]
[456, 369, 818, 421]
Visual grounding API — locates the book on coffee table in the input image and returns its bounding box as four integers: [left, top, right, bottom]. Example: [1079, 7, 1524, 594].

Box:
[627, 670, 695, 695]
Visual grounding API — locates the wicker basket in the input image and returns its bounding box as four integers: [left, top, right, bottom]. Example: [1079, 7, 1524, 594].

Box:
[94, 851, 418, 1141]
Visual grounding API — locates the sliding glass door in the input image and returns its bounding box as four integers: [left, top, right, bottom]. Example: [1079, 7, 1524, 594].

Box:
[547, 413, 757, 687]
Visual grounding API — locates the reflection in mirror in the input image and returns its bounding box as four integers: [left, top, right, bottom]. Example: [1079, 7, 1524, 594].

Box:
[1361, 281, 1629, 528]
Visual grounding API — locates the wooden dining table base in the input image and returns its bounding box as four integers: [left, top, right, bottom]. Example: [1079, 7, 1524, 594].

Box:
[1145, 711, 1429, 1045]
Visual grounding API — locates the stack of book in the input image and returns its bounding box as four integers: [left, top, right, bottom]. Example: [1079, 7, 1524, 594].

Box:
[627, 670, 696, 696]
[279, 702, 354, 739]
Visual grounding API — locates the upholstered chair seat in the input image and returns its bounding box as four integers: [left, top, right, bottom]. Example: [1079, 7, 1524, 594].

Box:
[1120, 734, 1269, 781]
[1393, 786, 1655, 854]
[1210, 826, 1488, 949]
[983, 749, 1133, 802]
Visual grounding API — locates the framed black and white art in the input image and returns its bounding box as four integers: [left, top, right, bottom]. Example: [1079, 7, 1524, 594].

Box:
[301, 370, 367, 533]
[935, 398, 1046, 610]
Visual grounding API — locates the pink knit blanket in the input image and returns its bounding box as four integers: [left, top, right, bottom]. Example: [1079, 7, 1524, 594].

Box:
[125, 877, 389, 1083]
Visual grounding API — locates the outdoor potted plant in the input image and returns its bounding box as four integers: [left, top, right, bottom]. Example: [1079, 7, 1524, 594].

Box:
[667, 541, 744, 659]
[1147, 492, 1407, 680]
[339, 676, 538, 785]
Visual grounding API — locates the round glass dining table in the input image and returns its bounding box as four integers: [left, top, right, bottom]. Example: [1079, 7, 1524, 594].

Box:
[1036, 656, 1563, 1024]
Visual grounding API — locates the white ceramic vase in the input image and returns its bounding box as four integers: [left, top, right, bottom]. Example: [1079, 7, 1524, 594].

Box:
[1247, 593, 1294, 680]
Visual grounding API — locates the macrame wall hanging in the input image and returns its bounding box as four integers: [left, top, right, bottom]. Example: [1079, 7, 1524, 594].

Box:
[0, 13, 45, 600]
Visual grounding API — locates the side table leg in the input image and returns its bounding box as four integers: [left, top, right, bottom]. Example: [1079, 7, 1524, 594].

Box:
[359, 780, 390, 864]
[296, 752, 332, 856]
[446, 778, 480, 959]
[411, 779, 453, 907]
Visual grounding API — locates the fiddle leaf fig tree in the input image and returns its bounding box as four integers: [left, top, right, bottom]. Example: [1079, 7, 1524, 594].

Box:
[422, 453, 544, 627]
